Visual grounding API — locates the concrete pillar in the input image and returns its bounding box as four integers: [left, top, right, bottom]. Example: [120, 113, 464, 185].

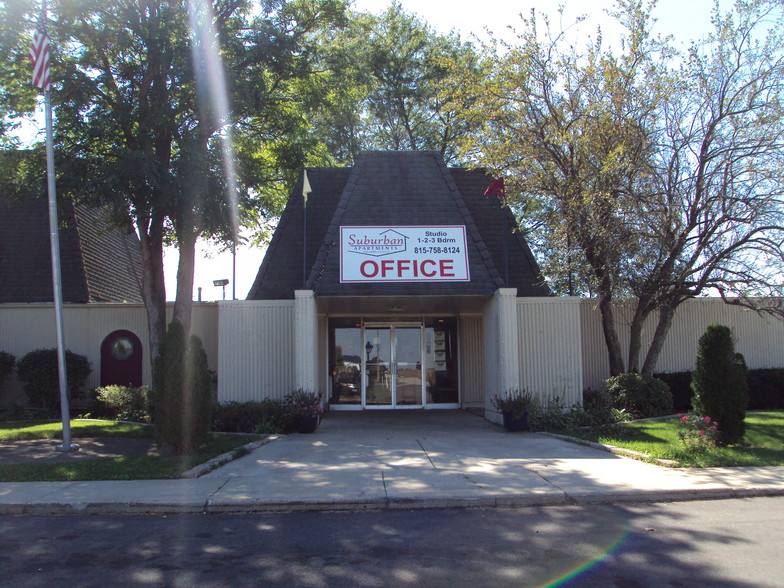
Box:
[484, 288, 521, 423]
[294, 290, 318, 392]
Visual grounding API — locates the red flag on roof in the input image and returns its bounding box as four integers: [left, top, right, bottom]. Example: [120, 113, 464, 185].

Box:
[484, 177, 506, 206]
[29, 8, 51, 91]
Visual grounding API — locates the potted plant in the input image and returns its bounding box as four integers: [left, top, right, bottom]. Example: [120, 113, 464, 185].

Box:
[285, 389, 324, 434]
[492, 389, 533, 432]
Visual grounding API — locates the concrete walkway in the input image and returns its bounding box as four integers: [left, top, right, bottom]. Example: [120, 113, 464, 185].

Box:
[1, 410, 783, 515]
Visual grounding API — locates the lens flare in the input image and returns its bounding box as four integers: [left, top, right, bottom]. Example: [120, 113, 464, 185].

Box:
[187, 0, 239, 241]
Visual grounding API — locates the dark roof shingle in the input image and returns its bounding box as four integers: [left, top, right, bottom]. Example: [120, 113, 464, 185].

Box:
[247, 151, 550, 300]
[0, 195, 143, 303]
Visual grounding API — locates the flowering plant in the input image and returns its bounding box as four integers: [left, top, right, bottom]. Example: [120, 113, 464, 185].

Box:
[492, 389, 533, 419]
[285, 389, 324, 419]
[677, 413, 719, 452]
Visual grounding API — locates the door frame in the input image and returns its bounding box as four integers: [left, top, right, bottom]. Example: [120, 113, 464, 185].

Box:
[362, 321, 424, 409]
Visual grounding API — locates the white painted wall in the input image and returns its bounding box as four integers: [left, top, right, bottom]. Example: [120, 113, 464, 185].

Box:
[517, 297, 583, 406]
[216, 300, 295, 402]
[0, 303, 218, 401]
[580, 298, 784, 390]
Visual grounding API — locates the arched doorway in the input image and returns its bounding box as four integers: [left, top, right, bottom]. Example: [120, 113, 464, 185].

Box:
[100, 330, 143, 387]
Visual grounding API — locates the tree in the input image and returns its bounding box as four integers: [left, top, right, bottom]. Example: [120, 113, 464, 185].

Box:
[0, 0, 347, 364]
[474, 0, 784, 376]
[310, 1, 486, 164]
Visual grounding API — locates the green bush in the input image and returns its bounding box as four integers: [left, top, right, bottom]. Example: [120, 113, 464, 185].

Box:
[213, 400, 291, 434]
[746, 369, 784, 409]
[605, 372, 673, 418]
[152, 321, 213, 455]
[0, 351, 15, 384]
[0, 402, 33, 421]
[16, 348, 92, 415]
[653, 371, 693, 411]
[691, 324, 749, 445]
[658, 368, 784, 410]
[94, 385, 152, 422]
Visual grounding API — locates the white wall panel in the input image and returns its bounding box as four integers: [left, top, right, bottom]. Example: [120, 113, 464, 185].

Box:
[0, 303, 219, 398]
[517, 298, 583, 406]
[217, 301, 295, 402]
[580, 298, 784, 390]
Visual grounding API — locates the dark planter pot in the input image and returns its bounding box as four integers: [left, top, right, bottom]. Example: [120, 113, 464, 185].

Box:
[502, 410, 529, 432]
[294, 414, 320, 434]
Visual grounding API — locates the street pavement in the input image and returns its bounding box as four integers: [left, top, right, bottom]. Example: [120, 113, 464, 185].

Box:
[1, 410, 783, 515]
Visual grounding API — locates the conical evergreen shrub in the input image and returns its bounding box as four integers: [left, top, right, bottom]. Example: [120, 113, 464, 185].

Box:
[153, 320, 213, 454]
[691, 324, 749, 445]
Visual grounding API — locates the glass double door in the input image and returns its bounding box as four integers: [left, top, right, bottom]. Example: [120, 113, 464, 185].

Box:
[364, 324, 423, 408]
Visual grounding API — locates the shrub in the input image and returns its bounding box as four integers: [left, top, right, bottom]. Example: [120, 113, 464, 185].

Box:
[691, 324, 749, 446]
[213, 400, 291, 434]
[677, 413, 720, 452]
[746, 369, 784, 409]
[653, 372, 693, 411]
[528, 395, 570, 431]
[605, 372, 673, 418]
[16, 348, 92, 415]
[94, 385, 152, 422]
[0, 402, 33, 421]
[0, 351, 15, 384]
[658, 368, 784, 410]
[491, 389, 533, 419]
[152, 321, 213, 455]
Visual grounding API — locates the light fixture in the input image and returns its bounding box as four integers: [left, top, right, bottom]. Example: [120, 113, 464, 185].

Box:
[213, 278, 229, 300]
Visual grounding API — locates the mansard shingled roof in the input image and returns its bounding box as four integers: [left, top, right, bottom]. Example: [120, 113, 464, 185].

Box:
[0, 194, 143, 303]
[247, 151, 550, 300]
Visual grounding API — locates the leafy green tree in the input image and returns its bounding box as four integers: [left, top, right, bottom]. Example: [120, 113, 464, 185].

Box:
[311, 1, 485, 164]
[691, 324, 749, 446]
[0, 0, 347, 361]
[474, 0, 784, 376]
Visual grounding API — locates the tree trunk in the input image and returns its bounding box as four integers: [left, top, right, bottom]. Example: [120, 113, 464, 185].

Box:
[627, 301, 653, 373]
[137, 226, 167, 369]
[641, 302, 677, 375]
[598, 295, 626, 376]
[173, 230, 197, 336]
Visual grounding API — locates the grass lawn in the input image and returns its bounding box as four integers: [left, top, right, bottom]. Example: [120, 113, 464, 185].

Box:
[562, 411, 784, 467]
[0, 419, 262, 482]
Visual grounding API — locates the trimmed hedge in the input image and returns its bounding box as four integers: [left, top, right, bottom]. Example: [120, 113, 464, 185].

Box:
[213, 400, 292, 434]
[656, 368, 784, 411]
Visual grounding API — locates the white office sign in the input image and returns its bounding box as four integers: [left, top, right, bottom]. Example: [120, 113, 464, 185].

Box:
[340, 226, 470, 283]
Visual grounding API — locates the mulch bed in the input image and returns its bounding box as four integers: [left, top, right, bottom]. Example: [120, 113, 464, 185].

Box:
[0, 437, 158, 464]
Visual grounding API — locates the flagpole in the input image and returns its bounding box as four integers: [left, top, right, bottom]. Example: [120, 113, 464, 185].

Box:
[36, 0, 76, 452]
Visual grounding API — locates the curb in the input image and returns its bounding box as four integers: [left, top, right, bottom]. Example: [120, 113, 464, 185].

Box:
[3, 486, 784, 516]
[179, 435, 282, 478]
[539, 432, 680, 467]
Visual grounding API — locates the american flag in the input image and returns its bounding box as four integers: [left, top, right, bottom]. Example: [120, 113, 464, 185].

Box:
[29, 11, 50, 91]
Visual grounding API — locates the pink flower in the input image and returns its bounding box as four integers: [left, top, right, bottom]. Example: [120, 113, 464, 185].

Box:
[704, 416, 712, 423]
[698, 430, 705, 436]
[682, 416, 689, 422]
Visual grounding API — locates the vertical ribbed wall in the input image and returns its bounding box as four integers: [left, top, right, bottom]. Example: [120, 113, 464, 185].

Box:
[517, 298, 583, 406]
[217, 300, 295, 402]
[580, 298, 784, 389]
[459, 315, 484, 406]
[0, 303, 219, 393]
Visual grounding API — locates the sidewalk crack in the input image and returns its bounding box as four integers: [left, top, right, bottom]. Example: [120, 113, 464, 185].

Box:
[205, 478, 232, 512]
[417, 439, 438, 470]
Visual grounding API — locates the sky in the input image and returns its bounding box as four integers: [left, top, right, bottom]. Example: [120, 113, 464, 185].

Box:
[170, 0, 729, 301]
